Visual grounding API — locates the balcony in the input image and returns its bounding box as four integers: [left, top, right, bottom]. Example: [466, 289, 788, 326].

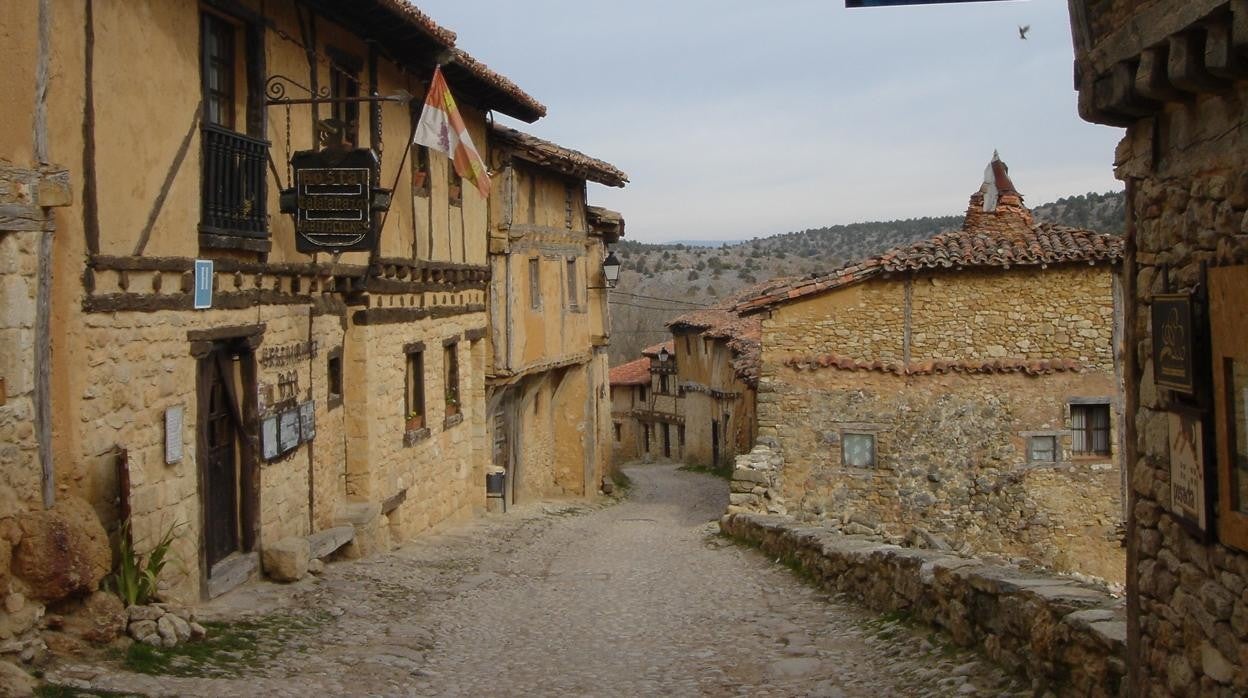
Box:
[200, 124, 269, 243]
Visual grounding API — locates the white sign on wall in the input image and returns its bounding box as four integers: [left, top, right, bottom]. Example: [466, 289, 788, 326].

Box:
[164, 405, 183, 465]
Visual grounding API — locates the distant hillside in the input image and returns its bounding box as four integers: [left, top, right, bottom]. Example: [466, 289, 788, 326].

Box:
[607, 191, 1124, 366]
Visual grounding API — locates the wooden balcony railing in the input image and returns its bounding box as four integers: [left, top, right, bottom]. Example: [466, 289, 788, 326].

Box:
[200, 124, 269, 238]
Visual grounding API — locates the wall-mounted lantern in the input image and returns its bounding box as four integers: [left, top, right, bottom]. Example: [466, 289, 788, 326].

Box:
[601, 250, 622, 288]
[657, 346, 671, 363]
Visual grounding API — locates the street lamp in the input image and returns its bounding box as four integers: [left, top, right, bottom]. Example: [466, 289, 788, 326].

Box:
[601, 250, 622, 288]
[657, 346, 671, 363]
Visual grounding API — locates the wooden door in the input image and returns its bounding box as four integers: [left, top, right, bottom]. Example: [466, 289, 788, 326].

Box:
[200, 349, 241, 568]
[711, 419, 720, 469]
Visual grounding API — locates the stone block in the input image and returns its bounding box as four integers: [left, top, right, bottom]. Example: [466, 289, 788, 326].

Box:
[307, 525, 355, 559]
[262, 537, 310, 583]
[12, 496, 111, 602]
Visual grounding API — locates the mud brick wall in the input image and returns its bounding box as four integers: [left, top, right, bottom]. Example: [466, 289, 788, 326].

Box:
[0, 231, 40, 512]
[721, 512, 1127, 697]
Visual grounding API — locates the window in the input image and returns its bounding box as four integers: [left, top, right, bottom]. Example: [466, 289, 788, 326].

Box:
[638, 384, 648, 403]
[678, 424, 685, 449]
[529, 258, 541, 309]
[201, 13, 236, 129]
[684, 335, 692, 356]
[328, 52, 361, 146]
[326, 349, 343, 409]
[566, 258, 578, 308]
[842, 433, 876, 468]
[614, 422, 622, 442]
[1070, 403, 1111, 456]
[412, 145, 431, 195]
[444, 342, 460, 418]
[659, 374, 670, 394]
[405, 349, 425, 431]
[1028, 435, 1057, 464]
[448, 154, 463, 206]
[703, 337, 712, 356]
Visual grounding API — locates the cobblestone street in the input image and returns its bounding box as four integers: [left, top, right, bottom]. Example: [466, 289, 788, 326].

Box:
[47, 463, 1028, 697]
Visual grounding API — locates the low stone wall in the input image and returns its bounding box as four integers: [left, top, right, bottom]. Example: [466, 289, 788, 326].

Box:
[720, 512, 1127, 697]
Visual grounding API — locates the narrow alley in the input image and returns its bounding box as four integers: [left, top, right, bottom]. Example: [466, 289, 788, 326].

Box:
[47, 464, 1027, 697]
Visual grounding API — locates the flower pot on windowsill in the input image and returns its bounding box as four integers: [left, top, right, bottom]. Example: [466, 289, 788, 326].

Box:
[412, 171, 428, 189]
[406, 415, 424, 432]
[448, 184, 462, 203]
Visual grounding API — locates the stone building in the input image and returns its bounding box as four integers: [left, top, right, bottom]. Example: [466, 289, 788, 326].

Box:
[1068, 0, 1248, 693]
[733, 157, 1127, 582]
[0, 0, 558, 607]
[608, 356, 651, 464]
[484, 124, 626, 504]
[608, 341, 683, 462]
[667, 308, 761, 471]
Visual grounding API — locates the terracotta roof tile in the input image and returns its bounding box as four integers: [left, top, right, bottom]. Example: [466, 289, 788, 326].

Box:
[641, 340, 674, 357]
[609, 357, 652, 386]
[447, 50, 546, 122]
[374, 0, 457, 47]
[491, 124, 627, 187]
[782, 353, 1085, 376]
[734, 156, 1122, 315]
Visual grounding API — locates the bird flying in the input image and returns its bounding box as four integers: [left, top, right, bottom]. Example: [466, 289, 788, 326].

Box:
[1019, 25, 1030, 40]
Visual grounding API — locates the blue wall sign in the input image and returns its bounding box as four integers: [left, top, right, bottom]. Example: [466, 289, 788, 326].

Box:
[193, 259, 213, 309]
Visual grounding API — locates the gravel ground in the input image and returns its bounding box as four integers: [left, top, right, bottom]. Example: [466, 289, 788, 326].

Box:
[46, 462, 1029, 697]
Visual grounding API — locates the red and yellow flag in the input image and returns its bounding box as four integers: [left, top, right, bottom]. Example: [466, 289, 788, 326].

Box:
[413, 66, 490, 198]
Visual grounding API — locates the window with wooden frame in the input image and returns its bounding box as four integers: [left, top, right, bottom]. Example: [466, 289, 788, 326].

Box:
[327, 50, 361, 147]
[529, 257, 542, 309]
[638, 384, 648, 403]
[1070, 402, 1111, 456]
[444, 341, 461, 419]
[201, 12, 237, 129]
[448, 156, 462, 207]
[659, 373, 670, 395]
[412, 145, 431, 196]
[404, 346, 425, 432]
[1212, 266, 1248, 549]
[566, 258, 579, 308]
[326, 348, 343, 410]
[614, 422, 622, 442]
[841, 432, 876, 468]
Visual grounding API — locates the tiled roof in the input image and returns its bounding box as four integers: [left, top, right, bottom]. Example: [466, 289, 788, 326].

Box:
[491, 125, 628, 187]
[447, 50, 547, 123]
[588, 206, 625, 243]
[374, 0, 457, 47]
[783, 353, 1086, 377]
[641, 340, 675, 357]
[609, 357, 652, 386]
[735, 155, 1122, 315]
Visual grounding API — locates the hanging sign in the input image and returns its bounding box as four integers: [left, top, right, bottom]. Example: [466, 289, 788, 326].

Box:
[1168, 411, 1207, 531]
[1152, 293, 1195, 393]
[288, 148, 383, 254]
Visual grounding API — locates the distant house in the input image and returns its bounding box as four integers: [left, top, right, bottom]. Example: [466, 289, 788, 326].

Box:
[667, 308, 761, 470]
[734, 155, 1126, 582]
[484, 125, 627, 503]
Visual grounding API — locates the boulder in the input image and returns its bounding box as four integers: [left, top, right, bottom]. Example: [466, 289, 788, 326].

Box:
[307, 558, 325, 575]
[128, 619, 157, 640]
[12, 497, 111, 602]
[262, 537, 310, 582]
[62, 591, 126, 644]
[0, 659, 36, 698]
[156, 614, 178, 647]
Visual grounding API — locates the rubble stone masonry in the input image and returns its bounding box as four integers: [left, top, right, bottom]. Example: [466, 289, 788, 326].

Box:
[753, 266, 1124, 582]
[0, 230, 40, 511]
[1117, 80, 1248, 695]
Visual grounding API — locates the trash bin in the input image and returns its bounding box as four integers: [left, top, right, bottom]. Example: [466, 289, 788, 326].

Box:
[486, 471, 506, 512]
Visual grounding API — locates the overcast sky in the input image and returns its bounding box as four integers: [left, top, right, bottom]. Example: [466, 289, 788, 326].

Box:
[420, 0, 1125, 243]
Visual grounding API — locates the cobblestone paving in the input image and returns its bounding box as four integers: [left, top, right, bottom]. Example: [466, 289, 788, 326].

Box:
[47, 463, 1030, 697]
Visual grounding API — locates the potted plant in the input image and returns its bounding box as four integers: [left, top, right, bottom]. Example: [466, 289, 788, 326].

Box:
[445, 391, 459, 416]
[412, 169, 428, 189]
[405, 411, 424, 431]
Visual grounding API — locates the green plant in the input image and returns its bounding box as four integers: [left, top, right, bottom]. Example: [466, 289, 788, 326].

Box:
[108, 519, 181, 607]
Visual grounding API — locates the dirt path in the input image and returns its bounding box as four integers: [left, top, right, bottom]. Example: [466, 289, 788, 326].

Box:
[46, 462, 1028, 697]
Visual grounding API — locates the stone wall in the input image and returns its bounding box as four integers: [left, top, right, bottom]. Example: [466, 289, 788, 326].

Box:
[1115, 78, 1248, 695]
[755, 265, 1124, 582]
[720, 512, 1126, 697]
[0, 230, 40, 512]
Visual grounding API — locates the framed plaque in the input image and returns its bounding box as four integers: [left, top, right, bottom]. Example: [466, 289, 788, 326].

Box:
[164, 405, 184, 465]
[1153, 293, 1195, 393]
[1169, 411, 1207, 531]
[261, 415, 279, 460]
[278, 409, 301, 453]
[299, 400, 316, 442]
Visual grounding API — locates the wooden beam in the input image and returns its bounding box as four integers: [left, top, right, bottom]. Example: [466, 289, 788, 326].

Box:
[1135, 46, 1184, 102]
[1205, 21, 1248, 78]
[1169, 31, 1231, 93]
[1107, 60, 1161, 117]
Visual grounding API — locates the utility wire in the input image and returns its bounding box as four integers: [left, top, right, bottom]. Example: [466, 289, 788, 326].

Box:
[607, 300, 705, 312]
[607, 290, 710, 307]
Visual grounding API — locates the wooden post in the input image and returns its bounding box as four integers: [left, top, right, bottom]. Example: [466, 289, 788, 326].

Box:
[35, 0, 54, 509]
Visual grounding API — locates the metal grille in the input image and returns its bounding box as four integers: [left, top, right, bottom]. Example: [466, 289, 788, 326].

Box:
[200, 124, 269, 237]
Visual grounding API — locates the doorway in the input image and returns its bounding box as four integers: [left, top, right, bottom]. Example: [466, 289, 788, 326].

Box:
[662, 422, 671, 459]
[711, 419, 720, 469]
[197, 342, 257, 575]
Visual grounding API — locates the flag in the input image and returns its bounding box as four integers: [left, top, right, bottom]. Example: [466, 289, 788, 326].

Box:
[413, 66, 491, 198]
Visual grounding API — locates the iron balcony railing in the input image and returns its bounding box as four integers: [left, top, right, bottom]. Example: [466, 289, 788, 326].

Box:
[200, 123, 269, 238]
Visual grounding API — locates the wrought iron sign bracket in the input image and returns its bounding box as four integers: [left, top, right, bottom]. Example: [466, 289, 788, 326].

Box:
[265, 74, 412, 107]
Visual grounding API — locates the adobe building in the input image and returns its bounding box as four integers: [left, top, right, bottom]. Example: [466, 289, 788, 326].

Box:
[484, 124, 626, 504]
[608, 341, 684, 462]
[733, 156, 1127, 582]
[1068, 0, 1248, 693]
[0, 0, 553, 611]
[667, 308, 761, 472]
[608, 356, 650, 464]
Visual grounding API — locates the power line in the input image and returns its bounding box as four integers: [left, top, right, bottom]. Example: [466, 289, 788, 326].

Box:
[607, 300, 696, 312]
[608, 290, 710, 308]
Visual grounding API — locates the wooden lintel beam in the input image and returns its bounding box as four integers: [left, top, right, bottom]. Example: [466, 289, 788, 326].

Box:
[1168, 31, 1231, 93]
[1107, 60, 1160, 117]
[1136, 46, 1184, 102]
[1204, 22, 1248, 79]
[1233, 0, 1248, 58]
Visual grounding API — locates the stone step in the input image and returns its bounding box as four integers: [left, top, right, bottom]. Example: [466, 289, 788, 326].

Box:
[207, 552, 257, 599]
[307, 525, 356, 559]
